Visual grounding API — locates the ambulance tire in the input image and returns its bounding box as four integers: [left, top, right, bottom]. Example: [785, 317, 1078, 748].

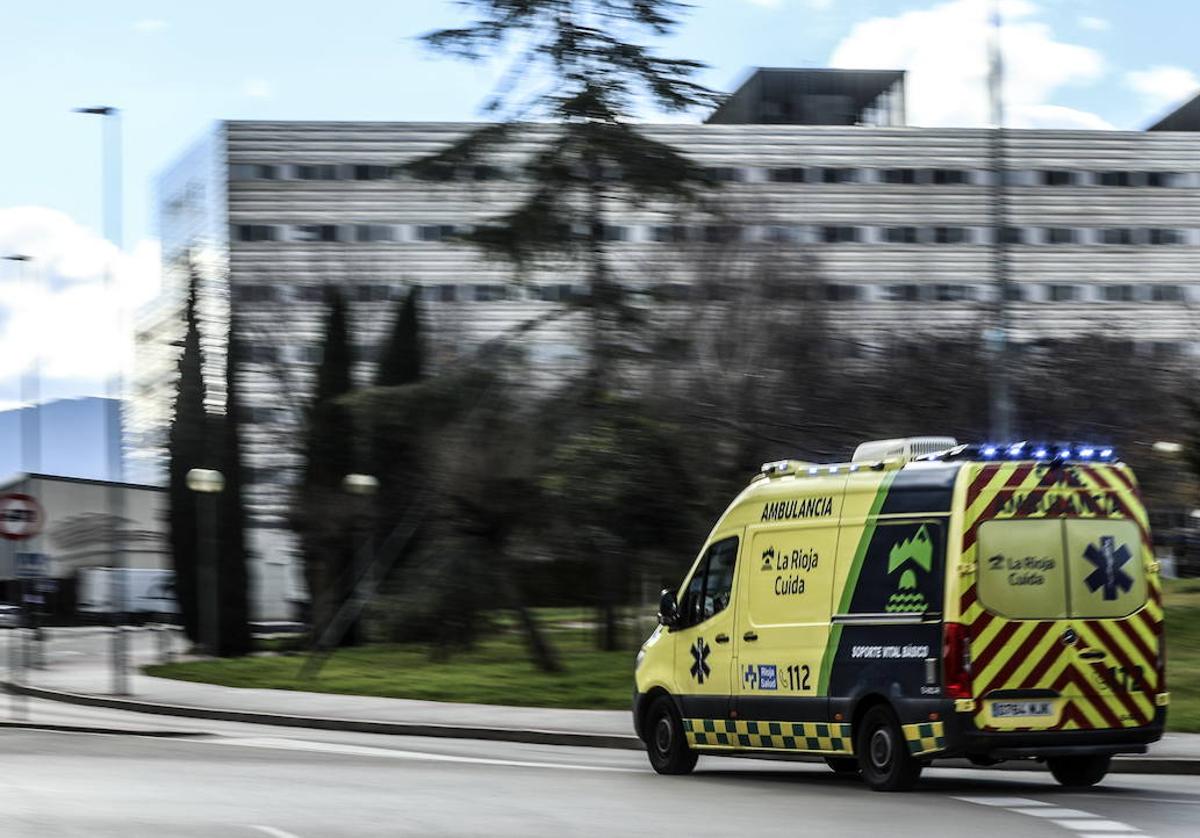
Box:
[1047, 754, 1111, 788]
[824, 757, 861, 776]
[856, 705, 923, 792]
[646, 695, 698, 775]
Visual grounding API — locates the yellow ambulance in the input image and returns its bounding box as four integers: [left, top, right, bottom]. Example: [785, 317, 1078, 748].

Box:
[633, 438, 1167, 791]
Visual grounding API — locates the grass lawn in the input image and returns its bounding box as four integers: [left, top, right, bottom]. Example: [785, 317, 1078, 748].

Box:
[146, 589, 1200, 731]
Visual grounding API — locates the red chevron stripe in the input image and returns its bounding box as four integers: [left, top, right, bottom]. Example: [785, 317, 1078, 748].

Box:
[1056, 699, 1091, 730]
[1085, 651, 1149, 726]
[1114, 616, 1157, 674]
[963, 465, 1035, 550]
[978, 622, 1054, 697]
[973, 621, 1021, 675]
[969, 608, 994, 640]
[1081, 466, 1152, 548]
[966, 464, 1002, 508]
[1089, 621, 1153, 696]
[960, 583, 978, 615]
[1057, 667, 1124, 728]
[1019, 632, 1069, 689]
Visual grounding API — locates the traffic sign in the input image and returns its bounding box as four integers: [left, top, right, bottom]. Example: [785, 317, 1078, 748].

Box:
[15, 552, 49, 579]
[0, 493, 43, 541]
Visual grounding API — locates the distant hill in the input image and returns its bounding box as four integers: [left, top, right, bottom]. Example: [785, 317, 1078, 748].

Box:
[0, 397, 122, 483]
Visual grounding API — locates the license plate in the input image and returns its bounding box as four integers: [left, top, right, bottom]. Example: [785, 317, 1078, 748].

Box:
[991, 700, 1053, 718]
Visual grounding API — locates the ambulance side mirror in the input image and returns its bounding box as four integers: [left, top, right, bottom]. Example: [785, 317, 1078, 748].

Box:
[658, 589, 680, 629]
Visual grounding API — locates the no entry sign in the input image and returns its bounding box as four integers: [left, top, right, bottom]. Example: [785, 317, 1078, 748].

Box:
[0, 493, 43, 541]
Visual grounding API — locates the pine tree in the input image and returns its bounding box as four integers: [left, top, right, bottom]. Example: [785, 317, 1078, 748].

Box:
[166, 266, 207, 644]
[295, 289, 356, 645]
[215, 307, 253, 655]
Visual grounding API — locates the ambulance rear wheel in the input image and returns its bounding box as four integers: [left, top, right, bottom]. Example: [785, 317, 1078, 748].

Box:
[857, 705, 923, 792]
[1048, 754, 1111, 787]
[824, 757, 860, 776]
[646, 695, 697, 775]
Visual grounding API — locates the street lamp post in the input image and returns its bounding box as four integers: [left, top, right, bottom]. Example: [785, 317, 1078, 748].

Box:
[187, 469, 225, 656]
[74, 104, 128, 694]
[341, 474, 379, 648]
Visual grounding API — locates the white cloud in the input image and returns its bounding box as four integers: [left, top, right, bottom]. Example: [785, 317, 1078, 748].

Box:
[829, 0, 1106, 129]
[1078, 15, 1110, 31]
[0, 207, 160, 385]
[242, 79, 274, 99]
[1125, 65, 1200, 112]
[132, 19, 168, 33]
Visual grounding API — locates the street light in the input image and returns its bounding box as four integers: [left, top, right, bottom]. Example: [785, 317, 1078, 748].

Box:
[1153, 441, 1184, 455]
[187, 468, 224, 656]
[342, 474, 378, 647]
[75, 104, 127, 693]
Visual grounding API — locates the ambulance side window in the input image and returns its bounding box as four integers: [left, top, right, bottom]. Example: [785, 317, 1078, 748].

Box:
[679, 536, 739, 628]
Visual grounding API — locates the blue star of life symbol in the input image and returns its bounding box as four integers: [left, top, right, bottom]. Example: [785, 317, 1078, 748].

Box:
[743, 663, 758, 689]
[1083, 536, 1134, 601]
[690, 638, 711, 683]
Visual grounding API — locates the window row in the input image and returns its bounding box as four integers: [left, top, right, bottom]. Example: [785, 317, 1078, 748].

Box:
[230, 162, 1198, 189]
[234, 222, 1197, 247]
[231, 279, 1195, 310]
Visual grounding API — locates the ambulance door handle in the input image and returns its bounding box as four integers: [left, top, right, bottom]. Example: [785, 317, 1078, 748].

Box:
[743, 631, 758, 642]
[714, 633, 730, 644]
[1080, 650, 1107, 660]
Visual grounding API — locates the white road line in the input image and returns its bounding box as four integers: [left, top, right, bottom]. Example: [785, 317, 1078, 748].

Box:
[208, 736, 644, 774]
[1051, 821, 1140, 833]
[953, 796, 1050, 807]
[249, 827, 301, 838]
[1015, 807, 1100, 818]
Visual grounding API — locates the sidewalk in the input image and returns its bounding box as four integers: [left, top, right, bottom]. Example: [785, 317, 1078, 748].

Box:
[4, 627, 1199, 771]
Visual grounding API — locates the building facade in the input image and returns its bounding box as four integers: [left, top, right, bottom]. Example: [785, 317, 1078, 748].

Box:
[137, 71, 1200, 617]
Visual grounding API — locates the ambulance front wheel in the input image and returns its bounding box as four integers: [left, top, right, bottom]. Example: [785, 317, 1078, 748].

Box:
[856, 705, 923, 792]
[646, 695, 698, 775]
[1048, 754, 1111, 787]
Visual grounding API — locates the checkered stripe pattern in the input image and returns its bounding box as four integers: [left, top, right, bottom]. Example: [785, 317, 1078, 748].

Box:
[683, 719, 853, 753]
[902, 721, 946, 755]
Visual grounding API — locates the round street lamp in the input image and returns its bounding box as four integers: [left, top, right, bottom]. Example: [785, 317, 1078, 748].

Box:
[187, 468, 226, 493]
[1152, 441, 1184, 455]
[187, 468, 224, 655]
[342, 473, 379, 496]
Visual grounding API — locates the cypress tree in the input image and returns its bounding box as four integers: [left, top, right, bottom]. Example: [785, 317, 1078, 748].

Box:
[215, 307, 253, 655]
[166, 266, 207, 644]
[296, 289, 356, 644]
[375, 288, 423, 387]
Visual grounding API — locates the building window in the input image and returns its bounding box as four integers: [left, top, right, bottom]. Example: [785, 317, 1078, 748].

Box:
[233, 284, 277, 304]
[244, 344, 279, 364]
[884, 284, 921, 301]
[1145, 172, 1179, 188]
[1048, 284, 1079, 302]
[819, 167, 858, 184]
[882, 168, 917, 185]
[231, 163, 279, 180]
[1148, 228, 1184, 245]
[932, 226, 969, 244]
[1098, 171, 1133, 187]
[293, 286, 326, 302]
[1003, 284, 1026, 301]
[294, 225, 341, 242]
[417, 224, 460, 242]
[353, 224, 395, 242]
[764, 225, 801, 243]
[594, 224, 627, 242]
[704, 167, 744, 183]
[824, 283, 860, 301]
[351, 164, 391, 181]
[768, 167, 807, 183]
[1102, 284, 1135, 302]
[993, 226, 1024, 244]
[884, 226, 919, 244]
[1101, 228, 1135, 245]
[235, 224, 276, 242]
[430, 284, 458, 302]
[821, 225, 860, 244]
[1150, 284, 1184, 302]
[294, 164, 340, 180]
[651, 225, 690, 243]
[1044, 227, 1077, 245]
[930, 169, 970, 185]
[1041, 170, 1075, 187]
[933, 284, 975, 301]
[472, 284, 507, 302]
[702, 225, 740, 244]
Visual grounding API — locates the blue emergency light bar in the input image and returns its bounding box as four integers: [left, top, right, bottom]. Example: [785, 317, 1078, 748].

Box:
[926, 442, 1116, 463]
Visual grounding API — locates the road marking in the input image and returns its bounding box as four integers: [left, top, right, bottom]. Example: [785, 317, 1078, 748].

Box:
[1051, 822, 1139, 833]
[953, 797, 1048, 807]
[249, 827, 301, 838]
[208, 736, 643, 774]
[1015, 807, 1099, 818]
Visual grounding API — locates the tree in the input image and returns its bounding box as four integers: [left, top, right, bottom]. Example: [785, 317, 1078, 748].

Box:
[294, 289, 358, 646]
[166, 265, 207, 644]
[215, 306, 254, 656]
[416, 0, 719, 396]
[375, 288, 423, 387]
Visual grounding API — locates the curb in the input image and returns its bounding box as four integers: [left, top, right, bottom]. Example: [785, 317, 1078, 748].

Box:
[0, 719, 207, 738]
[1, 681, 642, 751]
[5, 680, 1196, 774]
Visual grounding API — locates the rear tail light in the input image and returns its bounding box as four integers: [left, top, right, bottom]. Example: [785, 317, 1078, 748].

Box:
[943, 622, 973, 699]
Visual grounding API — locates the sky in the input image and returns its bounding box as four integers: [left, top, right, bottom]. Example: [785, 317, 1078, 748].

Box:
[0, 0, 1198, 410]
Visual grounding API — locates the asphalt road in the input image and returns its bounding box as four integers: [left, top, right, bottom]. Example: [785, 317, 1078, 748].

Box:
[2, 700, 1198, 838]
